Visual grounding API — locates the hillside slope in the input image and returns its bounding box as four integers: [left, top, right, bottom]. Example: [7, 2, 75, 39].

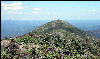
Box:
[31, 20, 99, 42]
[1, 20, 100, 59]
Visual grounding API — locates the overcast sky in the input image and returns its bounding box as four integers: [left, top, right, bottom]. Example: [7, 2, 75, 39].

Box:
[1, 1, 100, 20]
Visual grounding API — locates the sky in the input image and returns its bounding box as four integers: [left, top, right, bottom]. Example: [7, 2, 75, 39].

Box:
[1, 1, 100, 20]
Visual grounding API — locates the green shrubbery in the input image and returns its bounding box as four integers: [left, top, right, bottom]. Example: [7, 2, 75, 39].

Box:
[1, 20, 100, 59]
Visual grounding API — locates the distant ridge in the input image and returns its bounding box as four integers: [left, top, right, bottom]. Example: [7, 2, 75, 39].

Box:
[1, 19, 100, 59]
[30, 20, 99, 42]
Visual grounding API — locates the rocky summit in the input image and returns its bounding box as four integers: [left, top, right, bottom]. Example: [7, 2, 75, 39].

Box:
[1, 20, 100, 59]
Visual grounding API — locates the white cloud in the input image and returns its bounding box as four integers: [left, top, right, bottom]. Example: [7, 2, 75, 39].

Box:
[91, 9, 96, 12]
[12, 12, 17, 14]
[8, 11, 12, 13]
[12, 6, 23, 10]
[9, 2, 22, 6]
[7, 10, 22, 14]
[89, 9, 97, 15]
[7, 11, 17, 14]
[4, 6, 12, 10]
[33, 8, 40, 11]
[1, 3, 6, 6]
[4, 6, 23, 10]
[31, 8, 40, 14]
[2, 2, 22, 7]
[92, 9, 96, 14]
[32, 11, 38, 14]
[2, 2, 23, 10]
[47, 12, 50, 15]
[32, 8, 40, 14]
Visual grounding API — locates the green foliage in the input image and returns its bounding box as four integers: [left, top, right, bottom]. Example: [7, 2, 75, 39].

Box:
[15, 36, 35, 44]
[1, 51, 7, 57]
[1, 20, 100, 59]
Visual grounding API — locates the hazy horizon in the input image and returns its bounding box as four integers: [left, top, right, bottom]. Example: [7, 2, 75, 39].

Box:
[1, 20, 100, 39]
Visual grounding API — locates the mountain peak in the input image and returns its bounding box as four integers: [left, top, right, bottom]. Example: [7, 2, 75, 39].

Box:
[1, 19, 100, 59]
[51, 19, 69, 24]
[32, 20, 73, 34]
[29, 20, 98, 41]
